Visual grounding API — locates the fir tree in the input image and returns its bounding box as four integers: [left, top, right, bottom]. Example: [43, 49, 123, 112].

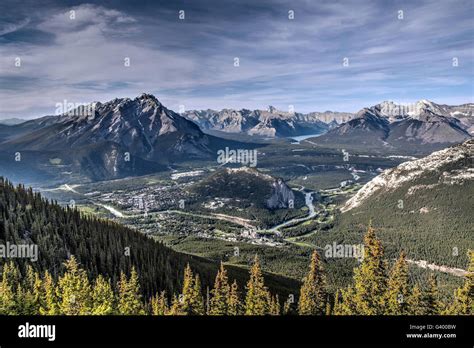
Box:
[117, 268, 145, 315]
[168, 294, 185, 315]
[180, 264, 205, 315]
[385, 251, 410, 315]
[420, 274, 441, 315]
[0, 262, 17, 314]
[446, 250, 473, 315]
[209, 262, 231, 315]
[57, 256, 92, 315]
[91, 275, 115, 315]
[407, 284, 424, 315]
[227, 280, 242, 315]
[151, 291, 169, 315]
[351, 224, 388, 315]
[298, 250, 327, 315]
[39, 271, 59, 315]
[244, 255, 270, 315]
[334, 287, 357, 315]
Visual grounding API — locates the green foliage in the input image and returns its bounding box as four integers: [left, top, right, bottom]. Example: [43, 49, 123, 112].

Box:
[245, 255, 271, 315]
[209, 262, 231, 315]
[118, 268, 145, 315]
[298, 251, 327, 315]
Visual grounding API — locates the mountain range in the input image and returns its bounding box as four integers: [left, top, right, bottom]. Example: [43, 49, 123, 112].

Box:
[0, 95, 471, 183]
[182, 107, 353, 137]
[313, 100, 473, 153]
[0, 94, 254, 182]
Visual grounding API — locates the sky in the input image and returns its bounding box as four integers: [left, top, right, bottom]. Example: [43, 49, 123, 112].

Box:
[0, 0, 473, 119]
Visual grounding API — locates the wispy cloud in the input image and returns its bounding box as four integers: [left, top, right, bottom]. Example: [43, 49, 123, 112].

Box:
[0, 0, 472, 118]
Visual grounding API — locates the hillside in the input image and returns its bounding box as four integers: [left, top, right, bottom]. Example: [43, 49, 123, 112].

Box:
[0, 178, 299, 298]
[187, 167, 306, 227]
[306, 140, 474, 268]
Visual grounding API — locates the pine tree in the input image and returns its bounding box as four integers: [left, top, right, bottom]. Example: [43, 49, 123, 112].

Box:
[209, 262, 231, 315]
[91, 275, 115, 315]
[407, 284, 424, 315]
[351, 224, 388, 315]
[446, 250, 473, 315]
[180, 264, 205, 315]
[0, 262, 17, 314]
[168, 294, 185, 315]
[227, 280, 242, 315]
[21, 265, 43, 315]
[117, 268, 145, 315]
[57, 256, 92, 315]
[151, 291, 169, 315]
[420, 274, 441, 315]
[385, 251, 410, 315]
[244, 255, 270, 315]
[334, 287, 357, 315]
[298, 250, 327, 315]
[39, 271, 59, 315]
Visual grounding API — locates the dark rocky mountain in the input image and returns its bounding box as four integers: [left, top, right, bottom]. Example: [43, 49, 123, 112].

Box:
[182, 107, 352, 137]
[0, 94, 254, 182]
[314, 100, 472, 153]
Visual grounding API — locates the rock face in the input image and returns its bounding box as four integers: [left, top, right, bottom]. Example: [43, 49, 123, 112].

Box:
[182, 107, 352, 137]
[341, 139, 474, 212]
[266, 178, 295, 209]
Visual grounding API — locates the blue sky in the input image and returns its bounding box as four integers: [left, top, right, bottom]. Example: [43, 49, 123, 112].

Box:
[0, 0, 473, 119]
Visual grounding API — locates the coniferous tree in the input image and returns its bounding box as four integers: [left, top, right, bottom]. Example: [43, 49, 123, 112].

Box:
[91, 275, 115, 315]
[168, 294, 185, 315]
[57, 256, 92, 315]
[21, 265, 43, 315]
[0, 262, 17, 314]
[227, 280, 242, 315]
[446, 250, 473, 315]
[245, 255, 271, 315]
[117, 268, 145, 315]
[385, 251, 410, 315]
[40, 271, 59, 315]
[298, 250, 327, 315]
[334, 287, 357, 315]
[180, 264, 205, 315]
[150, 291, 169, 315]
[351, 225, 388, 315]
[209, 262, 231, 315]
[407, 284, 424, 315]
[420, 274, 442, 315]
